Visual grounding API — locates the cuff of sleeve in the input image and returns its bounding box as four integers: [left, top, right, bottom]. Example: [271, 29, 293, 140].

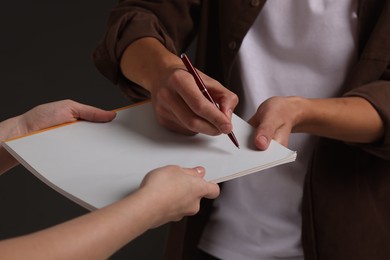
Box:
[343, 80, 390, 160]
[93, 9, 177, 101]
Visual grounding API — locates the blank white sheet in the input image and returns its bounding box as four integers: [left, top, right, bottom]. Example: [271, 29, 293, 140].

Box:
[3, 102, 296, 210]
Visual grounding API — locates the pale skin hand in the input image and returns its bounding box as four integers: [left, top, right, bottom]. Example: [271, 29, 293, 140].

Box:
[248, 96, 385, 150]
[139, 165, 220, 226]
[120, 37, 239, 136]
[0, 100, 220, 259]
[0, 99, 116, 175]
[0, 165, 220, 260]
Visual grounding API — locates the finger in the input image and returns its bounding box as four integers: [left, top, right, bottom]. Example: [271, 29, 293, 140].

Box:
[164, 91, 222, 135]
[74, 104, 117, 122]
[182, 166, 206, 178]
[254, 123, 275, 150]
[193, 166, 206, 178]
[155, 106, 197, 135]
[203, 183, 220, 199]
[178, 73, 232, 135]
[255, 120, 292, 149]
[249, 109, 278, 150]
[201, 71, 239, 120]
[272, 128, 290, 147]
[209, 89, 238, 122]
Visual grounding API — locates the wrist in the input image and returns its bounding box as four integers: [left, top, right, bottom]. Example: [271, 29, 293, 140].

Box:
[129, 186, 170, 229]
[0, 146, 19, 175]
[120, 37, 183, 92]
[286, 96, 312, 133]
[0, 116, 26, 141]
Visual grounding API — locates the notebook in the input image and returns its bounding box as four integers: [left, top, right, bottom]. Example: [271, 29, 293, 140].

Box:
[3, 101, 296, 210]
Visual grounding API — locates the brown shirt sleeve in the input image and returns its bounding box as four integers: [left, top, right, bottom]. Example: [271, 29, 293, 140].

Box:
[341, 4, 390, 160]
[343, 74, 390, 160]
[93, 0, 200, 102]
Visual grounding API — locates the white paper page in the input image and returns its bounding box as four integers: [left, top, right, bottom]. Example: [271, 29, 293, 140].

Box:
[4, 102, 296, 210]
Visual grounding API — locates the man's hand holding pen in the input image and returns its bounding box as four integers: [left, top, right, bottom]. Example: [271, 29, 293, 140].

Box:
[148, 65, 237, 137]
[181, 54, 239, 148]
[120, 38, 238, 142]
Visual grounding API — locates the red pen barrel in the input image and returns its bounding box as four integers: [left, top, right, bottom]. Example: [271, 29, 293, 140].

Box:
[180, 53, 240, 148]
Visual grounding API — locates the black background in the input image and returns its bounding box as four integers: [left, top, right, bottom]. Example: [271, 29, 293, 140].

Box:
[0, 1, 168, 259]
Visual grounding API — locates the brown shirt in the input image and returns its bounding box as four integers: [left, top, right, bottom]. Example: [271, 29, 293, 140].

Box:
[93, 1, 390, 259]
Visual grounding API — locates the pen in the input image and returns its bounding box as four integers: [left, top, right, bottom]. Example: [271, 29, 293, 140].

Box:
[180, 53, 240, 148]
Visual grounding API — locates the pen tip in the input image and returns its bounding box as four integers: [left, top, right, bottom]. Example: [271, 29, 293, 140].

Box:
[228, 132, 240, 149]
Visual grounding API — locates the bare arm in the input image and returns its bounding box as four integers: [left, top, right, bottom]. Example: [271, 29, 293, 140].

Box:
[0, 165, 219, 260]
[0, 117, 22, 174]
[0, 100, 219, 259]
[248, 96, 384, 150]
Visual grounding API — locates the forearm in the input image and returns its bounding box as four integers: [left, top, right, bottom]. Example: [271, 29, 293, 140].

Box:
[0, 116, 26, 142]
[0, 116, 25, 175]
[120, 37, 183, 92]
[0, 189, 159, 260]
[294, 96, 384, 143]
[0, 146, 19, 175]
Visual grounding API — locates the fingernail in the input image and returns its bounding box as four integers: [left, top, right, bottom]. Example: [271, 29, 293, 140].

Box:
[227, 109, 233, 120]
[194, 167, 204, 174]
[258, 135, 268, 147]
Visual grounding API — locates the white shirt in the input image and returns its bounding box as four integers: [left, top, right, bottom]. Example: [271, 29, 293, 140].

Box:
[198, 1, 358, 259]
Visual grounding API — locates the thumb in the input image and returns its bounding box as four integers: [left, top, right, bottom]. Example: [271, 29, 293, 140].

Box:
[254, 124, 272, 150]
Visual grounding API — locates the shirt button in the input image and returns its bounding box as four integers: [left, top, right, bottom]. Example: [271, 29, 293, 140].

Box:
[250, 0, 260, 7]
[228, 41, 237, 50]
